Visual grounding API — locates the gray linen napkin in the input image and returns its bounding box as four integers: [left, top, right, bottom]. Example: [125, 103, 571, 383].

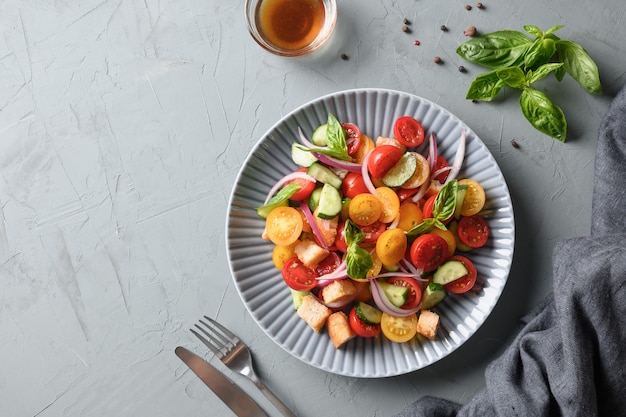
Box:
[393, 85, 626, 417]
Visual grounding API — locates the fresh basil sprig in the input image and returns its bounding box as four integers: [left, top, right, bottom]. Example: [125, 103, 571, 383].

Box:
[343, 220, 373, 280]
[457, 25, 602, 142]
[300, 113, 352, 160]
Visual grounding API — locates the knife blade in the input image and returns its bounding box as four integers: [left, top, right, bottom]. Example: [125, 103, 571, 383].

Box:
[175, 346, 269, 417]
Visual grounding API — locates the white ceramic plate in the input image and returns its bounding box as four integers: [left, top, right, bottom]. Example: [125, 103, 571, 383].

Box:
[226, 88, 515, 378]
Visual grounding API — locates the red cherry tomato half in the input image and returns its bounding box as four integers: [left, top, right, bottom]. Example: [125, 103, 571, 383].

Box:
[282, 257, 318, 291]
[349, 307, 381, 338]
[367, 145, 403, 179]
[342, 122, 362, 156]
[334, 222, 348, 253]
[315, 252, 342, 276]
[286, 167, 316, 201]
[409, 233, 449, 272]
[444, 255, 477, 294]
[433, 156, 449, 183]
[388, 277, 422, 310]
[457, 214, 490, 248]
[342, 172, 369, 199]
[393, 116, 425, 147]
[397, 187, 419, 202]
[361, 221, 387, 243]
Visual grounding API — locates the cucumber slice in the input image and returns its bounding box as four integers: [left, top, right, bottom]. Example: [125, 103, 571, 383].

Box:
[291, 289, 310, 310]
[317, 183, 342, 220]
[454, 185, 468, 220]
[308, 186, 323, 211]
[433, 260, 469, 285]
[382, 152, 417, 187]
[355, 302, 383, 324]
[378, 281, 408, 307]
[311, 124, 328, 146]
[291, 143, 318, 167]
[306, 162, 342, 189]
[421, 283, 447, 310]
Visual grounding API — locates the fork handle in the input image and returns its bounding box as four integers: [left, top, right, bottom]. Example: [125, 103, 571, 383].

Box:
[257, 382, 297, 417]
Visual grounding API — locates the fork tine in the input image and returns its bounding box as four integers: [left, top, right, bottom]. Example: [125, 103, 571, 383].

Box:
[199, 317, 235, 347]
[190, 328, 223, 357]
[203, 316, 241, 344]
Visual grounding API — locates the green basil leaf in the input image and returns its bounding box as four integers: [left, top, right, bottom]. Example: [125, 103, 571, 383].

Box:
[466, 70, 506, 101]
[324, 113, 351, 160]
[526, 63, 563, 84]
[433, 180, 458, 221]
[519, 87, 567, 141]
[496, 66, 527, 89]
[457, 30, 533, 68]
[266, 183, 300, 206]
[524, 25, 543, 37]
[555, 40, 602, 95]
[523, 38, 556, 70]
[344, 219, 364, 246]
[406, 218, 438, 237]
[554, 64, 566, 81]
[346, 243, 373, 280]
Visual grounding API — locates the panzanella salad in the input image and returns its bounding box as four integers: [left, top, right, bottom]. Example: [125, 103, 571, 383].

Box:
[257, 113, 490, 348]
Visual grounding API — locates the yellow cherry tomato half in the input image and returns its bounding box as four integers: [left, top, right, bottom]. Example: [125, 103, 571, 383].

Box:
[265, 206, 303, 246]
[353, 134, 376, 165]
[366, 250, 383, 279]
[376, 228, 408, 266]
[374, 186, 400, 223]
[349, 193, 383, 226]
[401, 152, 431, 189]
[381, 312, 418, 343]
[431, 227, 457, 257]
[272, 243, 297, 270]
[396, 202, 424, 232]
[458, 179, 486, 216]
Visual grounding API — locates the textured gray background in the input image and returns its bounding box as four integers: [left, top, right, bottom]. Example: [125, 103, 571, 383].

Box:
[1, 0, 624, 416]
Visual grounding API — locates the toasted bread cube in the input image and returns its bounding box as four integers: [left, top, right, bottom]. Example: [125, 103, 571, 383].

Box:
[417, 310, 440, 340]
[327, 311, 356, 348]
[297, 294, 331, 333]
[375, 136, 407, 153]
[320, 279, 357, 306]
[294, 239, 329, 270]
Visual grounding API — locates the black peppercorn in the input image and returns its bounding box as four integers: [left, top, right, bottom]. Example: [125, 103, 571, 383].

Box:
[340, 53, 349, 60]
[402, 25, 411, 33]
[458, 65, 467, 72]
[440, 24, 448, 31]
[433, 56, 442, 64]
[465, 4, 472, 10]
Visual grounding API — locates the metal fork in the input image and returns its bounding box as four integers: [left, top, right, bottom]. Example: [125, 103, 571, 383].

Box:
[191, 316, 297, 417]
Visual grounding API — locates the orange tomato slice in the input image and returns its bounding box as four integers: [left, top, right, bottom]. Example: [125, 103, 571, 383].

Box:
[349, 193, 383, 226]
[265, 206, 303, 246]
[381, 312, 418, 343]
[458, 179, 486, 216]
[374, 186, 400, 223]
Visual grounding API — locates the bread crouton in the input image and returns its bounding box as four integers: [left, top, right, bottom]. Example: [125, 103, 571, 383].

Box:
[416, 310, 440, 340]
[375, 136, 407, 153]
[327, 311, 356, 348]
[320, 279, 357, 306]
[294, 239, 329, 269]
[297, 294, 331, 332]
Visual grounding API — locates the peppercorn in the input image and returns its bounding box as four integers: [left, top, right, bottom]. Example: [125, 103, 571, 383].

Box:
[402, 25, 411, 33]
[465, 4, 472, 10]
[413, 39, 421, 46]
[403, 18, 410, 25]
[340, 53, 349, 60]
[511, 139, 521, 149]
[458, 65, 467, 73]
[476, 2, 484, 9]
[464, 26, 477, 37]
[433, 56, 442, 64]
[440, 24, 448, 31]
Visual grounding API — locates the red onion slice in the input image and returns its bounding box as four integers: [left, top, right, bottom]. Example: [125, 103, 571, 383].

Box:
[370, 279, 421, 317]
[299, 200, 330, 251]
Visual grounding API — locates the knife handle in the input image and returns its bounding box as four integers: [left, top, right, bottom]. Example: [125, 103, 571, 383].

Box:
[257, 382, 297, 417]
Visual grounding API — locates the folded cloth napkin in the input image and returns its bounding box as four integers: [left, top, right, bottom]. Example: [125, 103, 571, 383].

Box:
[393, 85, 626, 417]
